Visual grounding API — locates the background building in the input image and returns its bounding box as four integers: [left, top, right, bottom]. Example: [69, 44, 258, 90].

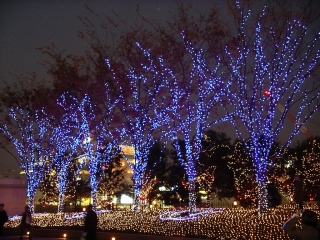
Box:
[0, 176, 27, 216]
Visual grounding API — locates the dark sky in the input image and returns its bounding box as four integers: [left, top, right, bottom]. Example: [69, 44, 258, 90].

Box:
[0, 0, 319, 176]
[0, 0, 220, 84]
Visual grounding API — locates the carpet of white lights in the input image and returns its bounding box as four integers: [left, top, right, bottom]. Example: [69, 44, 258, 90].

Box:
[5, 205, 320, 239]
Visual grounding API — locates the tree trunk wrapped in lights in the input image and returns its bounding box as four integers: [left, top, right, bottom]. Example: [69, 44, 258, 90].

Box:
[57, 192, 65, 213]
[162, 35, 230, 213]
[107, 46, 169, 210]
[224, 0, 320, 214]
[0, 107, 54, 213]
[51, 94, 89, 213]
[68, 93, 119, 211]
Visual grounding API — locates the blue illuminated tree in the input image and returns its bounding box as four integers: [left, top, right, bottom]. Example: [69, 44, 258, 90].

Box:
[107, 46, 169, 210]
[162, 36, 230, 213]
[223, 1, 320, 213]
[112, 35, 230, 212]
[48, 94, 88, 213]
[0, 106, 54, 213]
[69, 91, 119, 210]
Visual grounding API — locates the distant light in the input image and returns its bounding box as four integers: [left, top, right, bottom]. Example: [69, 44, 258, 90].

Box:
[63, 233, 67, 238]
[83, 208, 86, 212]
[120, 194, 133, 204]
[233, 201, 238, 206]
[112, 237, 116, 240]
[159, 186, 174, 191]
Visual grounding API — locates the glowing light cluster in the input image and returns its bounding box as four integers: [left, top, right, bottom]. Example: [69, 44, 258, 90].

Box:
[59, 93, 119, 210]
[224, 2, 320, 213]
[0, 107, 55, 213]
[50, 94, 87, 212]
[107, 44, 171, 210]
[301, 139, 320, 189]
[284, 137, 320, 200]
[5, 205, 319, 239]
[1, 0, 319, 219]
[151, 33, 231, 213]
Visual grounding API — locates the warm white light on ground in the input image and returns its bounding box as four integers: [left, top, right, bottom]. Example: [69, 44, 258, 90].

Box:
[4, 205, 319, 239]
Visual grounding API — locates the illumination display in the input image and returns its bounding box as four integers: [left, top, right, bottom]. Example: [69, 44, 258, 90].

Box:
[300, 139, 320, 189]
[224, 1, 320, 213]
[47, 94, 84, 212]
[106, 44, 169, 210]
[160, 33, 230, 213]
[0, 107, 55, 213]
[1, 0, 319, 219]
[4, 205, 319, 239]
[63, 93, 119, 210]
[286, 138, 320, 201]
[197, 165, 217, 207]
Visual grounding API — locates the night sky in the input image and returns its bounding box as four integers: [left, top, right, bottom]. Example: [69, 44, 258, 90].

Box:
[0, 0, 319, 175]
[0, 0, 219, 85]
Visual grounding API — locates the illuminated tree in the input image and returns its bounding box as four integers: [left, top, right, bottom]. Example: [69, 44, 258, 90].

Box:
[98, 156, 126, 210]
[39, 156, 83, 210]
[291, 136, 320, 200]
[47, 94, 90, 213]
[107, 46, 169, 210]
[223, 1, 320, 213]
[39, 168, 58, 206]
[0, 106, 54, 213]
[198, 130, 233, 208]
[69, 92, 119, 210]
[112, 31, 229, 213]
[228, 139, 257, 206]
[67, 177, 91, 210]
[0, 77, 59, 213]
[162, 35, 230, 213]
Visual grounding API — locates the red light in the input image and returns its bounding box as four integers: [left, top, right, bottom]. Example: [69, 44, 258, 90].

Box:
[264, 90, 271, 97]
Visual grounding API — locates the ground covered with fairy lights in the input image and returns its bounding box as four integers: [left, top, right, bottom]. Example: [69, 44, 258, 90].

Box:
[5, 204, 320, 240]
